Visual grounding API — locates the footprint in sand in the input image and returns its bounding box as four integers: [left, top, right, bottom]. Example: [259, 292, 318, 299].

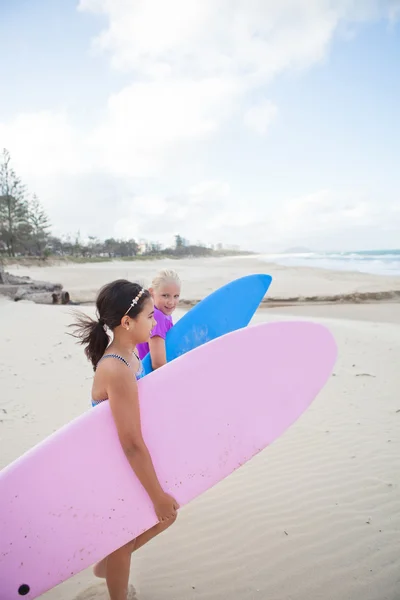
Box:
[73, 582, 137, 600]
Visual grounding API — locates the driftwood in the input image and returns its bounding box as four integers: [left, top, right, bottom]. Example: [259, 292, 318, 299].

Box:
[14, 282, 62, 301]
[0, 269, 74, 305]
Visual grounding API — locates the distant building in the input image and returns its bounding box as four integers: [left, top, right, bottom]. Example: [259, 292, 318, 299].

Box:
[137, 241, 147, 254]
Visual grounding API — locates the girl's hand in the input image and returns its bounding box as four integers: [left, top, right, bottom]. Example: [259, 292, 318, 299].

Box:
[153, 492, 179, 523]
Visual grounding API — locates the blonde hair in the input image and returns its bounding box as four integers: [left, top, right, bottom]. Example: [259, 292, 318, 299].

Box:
[151, 269, 181, 291]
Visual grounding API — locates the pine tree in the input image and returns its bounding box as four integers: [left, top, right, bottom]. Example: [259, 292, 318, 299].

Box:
[0, 149, 28, 257]
[27, 194, 51, 256]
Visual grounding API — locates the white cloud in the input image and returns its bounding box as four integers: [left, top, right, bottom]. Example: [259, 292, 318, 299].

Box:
[0, 77, 241, 180]
[275, 189, 373, 234]
[113, 180, 233, 244]
[0, 111, 87, 177]
[90, 77, 243, 177]
[112, 185, 400, 252]
[188, 181, 230, 200]
[77, 0, 385, 79]
[237, 189, 400, 251]
[244, 101, 278, 135]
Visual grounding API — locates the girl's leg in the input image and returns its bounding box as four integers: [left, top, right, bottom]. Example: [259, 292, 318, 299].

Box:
[133, 517, 175, 553]
[94, 515, 176, 579]
[104, 539, 135, 600]
[93, 557, 108, 578]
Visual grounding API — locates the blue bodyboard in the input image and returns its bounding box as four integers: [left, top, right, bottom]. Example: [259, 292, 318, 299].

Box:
[141, 273, 272, 375]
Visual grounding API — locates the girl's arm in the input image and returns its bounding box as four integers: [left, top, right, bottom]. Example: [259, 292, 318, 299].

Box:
[148, 335, 167, 370]
[105, 361, 178, 521]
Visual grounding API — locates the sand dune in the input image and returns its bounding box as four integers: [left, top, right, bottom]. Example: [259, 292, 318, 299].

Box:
[1, 260, 400, 600]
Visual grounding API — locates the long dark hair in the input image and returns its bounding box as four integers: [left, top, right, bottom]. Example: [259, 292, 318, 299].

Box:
[69, 279, 150, 370]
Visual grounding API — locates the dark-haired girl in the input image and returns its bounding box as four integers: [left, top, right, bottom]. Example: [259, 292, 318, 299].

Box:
[71, 279, 179, 600]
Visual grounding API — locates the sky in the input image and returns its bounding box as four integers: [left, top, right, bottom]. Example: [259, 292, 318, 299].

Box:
[0, 0, 399, 252]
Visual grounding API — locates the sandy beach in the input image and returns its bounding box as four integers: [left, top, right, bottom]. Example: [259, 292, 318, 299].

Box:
[6, 255, 400, 304]
[1, 257, 400, 600]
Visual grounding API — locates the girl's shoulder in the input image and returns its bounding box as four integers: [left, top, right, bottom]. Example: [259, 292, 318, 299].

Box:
[96, 353, 132, 373]
[154, 306, 172, 321]
[153, 307, 173, 335]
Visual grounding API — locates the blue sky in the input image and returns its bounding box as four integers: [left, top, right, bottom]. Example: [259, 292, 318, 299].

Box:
[0, 1, 118, 119]
[0, 0, 399, 251]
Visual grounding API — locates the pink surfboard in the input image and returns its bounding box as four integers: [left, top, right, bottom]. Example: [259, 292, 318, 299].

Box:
[0, 321, 337, 599]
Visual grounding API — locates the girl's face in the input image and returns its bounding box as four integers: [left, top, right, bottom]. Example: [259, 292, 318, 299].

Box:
[129, 297, 157, 344]
[151, 281, 181, 316]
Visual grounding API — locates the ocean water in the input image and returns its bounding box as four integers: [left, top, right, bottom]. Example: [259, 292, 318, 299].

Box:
[259, 250, 400, 277]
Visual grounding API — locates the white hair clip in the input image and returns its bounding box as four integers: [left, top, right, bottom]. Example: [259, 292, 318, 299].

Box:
[124, 288, 145, 315]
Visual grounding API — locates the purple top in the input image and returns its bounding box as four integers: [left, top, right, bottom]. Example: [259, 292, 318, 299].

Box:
[137, 306, 173, 360]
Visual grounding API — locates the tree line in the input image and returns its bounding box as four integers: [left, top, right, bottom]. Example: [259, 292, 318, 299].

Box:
[0, 149, 50, 258]
[0, 149, 213, 260]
